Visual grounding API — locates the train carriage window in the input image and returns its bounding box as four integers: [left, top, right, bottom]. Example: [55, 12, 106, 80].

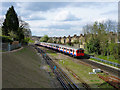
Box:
[70, 49, 72, 52]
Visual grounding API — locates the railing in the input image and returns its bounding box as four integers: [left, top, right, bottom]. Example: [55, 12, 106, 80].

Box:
[90, 56, 120, 68]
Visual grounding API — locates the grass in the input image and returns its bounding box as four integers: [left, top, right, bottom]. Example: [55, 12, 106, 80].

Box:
[85, 50, 120, 64]
[58, 59, 113, 88]
[2, 46, 53, 88]
[41, 47, 114, 88]
[42, 48, 58, 56]
[90, 58, 120, 69]
[84, 51, 120, 68]
[96, 55, 120, 64]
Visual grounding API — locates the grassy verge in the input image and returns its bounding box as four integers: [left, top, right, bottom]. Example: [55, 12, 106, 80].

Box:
[96, 55, 120, 64]
[84, 51, 120, 68]
[58, 59, 113, 88]
[2, 46, 52, 88]
[90, 58, 120, 69]
[41, 47, 114, 88]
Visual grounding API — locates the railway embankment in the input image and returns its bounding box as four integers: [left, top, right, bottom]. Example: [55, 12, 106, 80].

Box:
[38, 45, 115, 89]
[2, 45, 61, 88]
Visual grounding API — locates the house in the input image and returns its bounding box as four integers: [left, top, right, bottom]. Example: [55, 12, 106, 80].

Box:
[61, 36, 66, 44]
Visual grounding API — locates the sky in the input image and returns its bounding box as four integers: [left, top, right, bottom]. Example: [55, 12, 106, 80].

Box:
[0, 1, 118, 37]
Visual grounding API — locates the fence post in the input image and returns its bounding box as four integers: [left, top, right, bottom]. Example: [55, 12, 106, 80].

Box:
[20, 43, 21, 47]
[8, 43, 11, 51]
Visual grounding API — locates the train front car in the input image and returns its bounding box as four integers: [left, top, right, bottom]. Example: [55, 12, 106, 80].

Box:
[76, 48, 84, 57]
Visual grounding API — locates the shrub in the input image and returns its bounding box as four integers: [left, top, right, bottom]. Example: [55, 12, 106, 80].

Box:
[2, 36, 13, 43]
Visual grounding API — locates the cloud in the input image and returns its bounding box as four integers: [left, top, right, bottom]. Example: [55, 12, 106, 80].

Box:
[1, 2, 118, 37]
[15, 2, 71, 12]
[101, 10, 118, 15]
[54, 10, 81, 21]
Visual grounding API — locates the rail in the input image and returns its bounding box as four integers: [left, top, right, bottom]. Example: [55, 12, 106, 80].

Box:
[34, 45, 80, 89]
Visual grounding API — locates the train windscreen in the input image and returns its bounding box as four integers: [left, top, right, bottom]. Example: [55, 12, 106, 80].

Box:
[77, 50, 84, 53]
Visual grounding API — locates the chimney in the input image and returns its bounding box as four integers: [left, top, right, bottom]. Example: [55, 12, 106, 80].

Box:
[74, 34, 77, 37]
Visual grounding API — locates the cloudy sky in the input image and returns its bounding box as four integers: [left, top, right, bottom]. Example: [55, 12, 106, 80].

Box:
[0, 1, 118, 37]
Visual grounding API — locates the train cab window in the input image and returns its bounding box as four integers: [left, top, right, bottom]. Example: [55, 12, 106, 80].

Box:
[82, 50, 84, 53]
[77, 50, 80, 53]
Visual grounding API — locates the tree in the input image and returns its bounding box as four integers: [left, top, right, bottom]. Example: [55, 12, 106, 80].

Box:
[72, 39, 79, 44]
[19, 17, 31, 38]
[47, 38, 53, 43]
[40, 35, 49, 42]
[2, 6, 19, 39]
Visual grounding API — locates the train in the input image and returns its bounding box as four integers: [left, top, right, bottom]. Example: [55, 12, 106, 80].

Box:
[35, 42, 84, 57]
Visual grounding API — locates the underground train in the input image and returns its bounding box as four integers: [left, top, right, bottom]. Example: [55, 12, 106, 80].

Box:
[36, 42, 84, 57]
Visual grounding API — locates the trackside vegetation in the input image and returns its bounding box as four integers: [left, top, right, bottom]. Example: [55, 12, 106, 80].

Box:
[83, 21, 120, 61]
[1, 6, 32, 44]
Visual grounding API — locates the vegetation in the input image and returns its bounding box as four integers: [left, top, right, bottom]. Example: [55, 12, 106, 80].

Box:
[58, 59, 113, 88]
[2, 35, 13, 43]
[72, 39, 79, 44]
[83, 20, 120, 60]
[47, 38, 53, 43]
[40, 35, 49, 42]
[2, 46, 52, 88]
[1, 6, 31, 44]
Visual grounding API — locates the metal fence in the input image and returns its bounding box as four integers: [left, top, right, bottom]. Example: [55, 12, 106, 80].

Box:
[90, 56, 120, 67]
[2, 43, 21, 51]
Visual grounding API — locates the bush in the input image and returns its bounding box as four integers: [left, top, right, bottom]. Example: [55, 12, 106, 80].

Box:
[40, 35, 49, 42]
[22, 37, 30, 45]
[2, 36, 13, 43]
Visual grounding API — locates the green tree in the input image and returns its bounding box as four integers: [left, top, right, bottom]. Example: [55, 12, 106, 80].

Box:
[2, 6, 19, 39]
[86, 37, 100, 54]
[73, 39, 79, 44]
[40, 35, 49, 42]
[3, 6, 19, 34]
[47, 38, 53, 43]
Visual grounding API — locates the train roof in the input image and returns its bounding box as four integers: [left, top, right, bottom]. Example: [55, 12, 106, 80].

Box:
[40, 42, 84, 50]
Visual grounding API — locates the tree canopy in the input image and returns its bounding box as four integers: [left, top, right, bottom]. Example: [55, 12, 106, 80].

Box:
[2, 6, 31, 43]
[2, 6, 19, 36]
[40, 35, 49, 42]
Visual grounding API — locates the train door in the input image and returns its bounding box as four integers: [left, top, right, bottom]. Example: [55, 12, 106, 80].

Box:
[73, 50, 74, 55]
[69, 49, 70, 54]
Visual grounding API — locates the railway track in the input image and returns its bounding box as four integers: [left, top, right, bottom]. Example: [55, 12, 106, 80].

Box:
[79, 59, 120, 77]
[34, 45, 81, 89]
[37, 44, 120, 78]
[65, 67, 90, 89]
[34, 44, 120, 89]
